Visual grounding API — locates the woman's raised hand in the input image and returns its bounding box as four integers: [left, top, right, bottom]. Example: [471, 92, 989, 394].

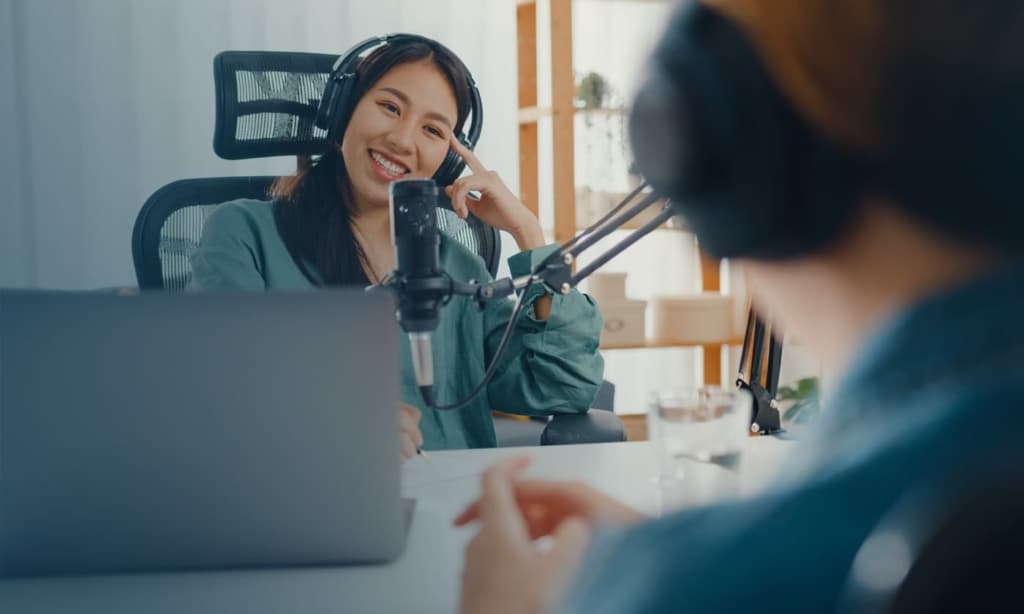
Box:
[444, 137, 545, 251]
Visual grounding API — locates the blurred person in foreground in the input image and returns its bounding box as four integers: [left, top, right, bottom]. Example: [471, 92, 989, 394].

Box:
[455, 1, 1024, 611]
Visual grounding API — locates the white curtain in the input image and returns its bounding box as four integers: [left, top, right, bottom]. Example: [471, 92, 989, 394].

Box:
[0, 0, 517, 289]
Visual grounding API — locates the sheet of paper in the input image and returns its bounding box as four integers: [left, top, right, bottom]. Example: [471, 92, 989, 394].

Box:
[401, 452, 486, 490]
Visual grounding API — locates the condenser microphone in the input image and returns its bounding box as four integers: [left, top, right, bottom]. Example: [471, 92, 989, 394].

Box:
[389, 178, 448, 406]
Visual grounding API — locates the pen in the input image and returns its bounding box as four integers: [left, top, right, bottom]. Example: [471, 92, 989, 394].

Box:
[417, 447, 430, 460]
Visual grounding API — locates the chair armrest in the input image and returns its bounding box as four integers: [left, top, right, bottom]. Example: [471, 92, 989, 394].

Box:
[540, 410, 626, 445]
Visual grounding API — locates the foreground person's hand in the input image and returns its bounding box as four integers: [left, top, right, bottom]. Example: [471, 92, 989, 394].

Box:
[458, 456, 634, 614]
[454, 462, 645, 538]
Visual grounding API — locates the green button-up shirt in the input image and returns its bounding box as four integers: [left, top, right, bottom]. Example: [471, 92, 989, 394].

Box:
[188, 199, 605, 449]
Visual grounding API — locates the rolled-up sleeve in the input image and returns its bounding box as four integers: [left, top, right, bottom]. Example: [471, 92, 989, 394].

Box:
[483, 244, 605, 416]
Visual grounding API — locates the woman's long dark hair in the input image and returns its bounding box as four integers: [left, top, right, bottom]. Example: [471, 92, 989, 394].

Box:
[272, 36, 474, 286]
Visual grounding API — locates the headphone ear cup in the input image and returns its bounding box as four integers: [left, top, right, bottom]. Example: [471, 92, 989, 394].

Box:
[316, 73, 358, 145]
[433, 134, 471, 187]
[433, 150, 466, 187]
[632, 3, 855, 260]
[315, 77, 340, 135]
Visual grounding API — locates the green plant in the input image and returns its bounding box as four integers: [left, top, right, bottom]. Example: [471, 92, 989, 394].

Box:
[777, 376, 820, 424]
[575, 71, 610, 110]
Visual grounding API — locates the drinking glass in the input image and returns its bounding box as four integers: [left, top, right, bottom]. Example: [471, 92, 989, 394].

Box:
[648, 386, 753, 513]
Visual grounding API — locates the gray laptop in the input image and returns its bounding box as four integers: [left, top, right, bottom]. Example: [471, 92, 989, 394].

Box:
[0, 289, 404, 576]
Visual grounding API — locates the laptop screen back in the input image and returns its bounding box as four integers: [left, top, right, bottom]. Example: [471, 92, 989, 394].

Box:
[0, 289, 402, 576]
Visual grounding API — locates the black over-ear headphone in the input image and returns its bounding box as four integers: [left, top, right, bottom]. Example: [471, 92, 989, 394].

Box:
[629, 4, 861, 260]
[315, 33, 484, 188]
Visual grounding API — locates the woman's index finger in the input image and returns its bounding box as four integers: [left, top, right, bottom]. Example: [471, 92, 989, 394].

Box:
[450, 134, 486, 173]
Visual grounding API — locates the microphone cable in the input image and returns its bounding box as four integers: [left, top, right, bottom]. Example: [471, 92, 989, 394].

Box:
[426, 275, 539, 411]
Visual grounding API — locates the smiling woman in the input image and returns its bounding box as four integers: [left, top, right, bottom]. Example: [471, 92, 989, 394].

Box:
[186, 34, 605, 455]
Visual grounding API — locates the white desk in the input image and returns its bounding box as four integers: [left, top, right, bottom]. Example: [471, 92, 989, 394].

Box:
[0, 439, 793, 614]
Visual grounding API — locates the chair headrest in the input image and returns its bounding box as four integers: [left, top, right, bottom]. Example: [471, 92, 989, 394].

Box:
[213, 51, 337, 160]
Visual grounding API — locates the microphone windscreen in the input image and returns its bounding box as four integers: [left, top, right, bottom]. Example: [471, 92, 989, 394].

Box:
[390, 178, 438, 240]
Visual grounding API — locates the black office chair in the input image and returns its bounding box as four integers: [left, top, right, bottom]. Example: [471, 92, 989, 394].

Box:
[838, 467, 1024, 613]
[131, 50, 623, 445]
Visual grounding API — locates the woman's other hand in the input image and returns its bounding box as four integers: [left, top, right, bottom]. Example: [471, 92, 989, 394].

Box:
[399, 402, 423, 461]
[445, 137, 545, 251]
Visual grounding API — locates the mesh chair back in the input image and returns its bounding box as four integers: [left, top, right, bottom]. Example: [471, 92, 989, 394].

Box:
[132, 177, 501, 290]
[213, 51, 335, 160]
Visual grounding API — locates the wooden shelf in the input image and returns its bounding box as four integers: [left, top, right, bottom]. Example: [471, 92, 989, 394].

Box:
[519, 106, 625, 125]
[601, 338, 745, 351]
[518, 106, 551, 124]
[576, 106, 626, 116]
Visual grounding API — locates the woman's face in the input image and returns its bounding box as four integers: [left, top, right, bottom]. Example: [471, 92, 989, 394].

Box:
[341, 59, 459, 212]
